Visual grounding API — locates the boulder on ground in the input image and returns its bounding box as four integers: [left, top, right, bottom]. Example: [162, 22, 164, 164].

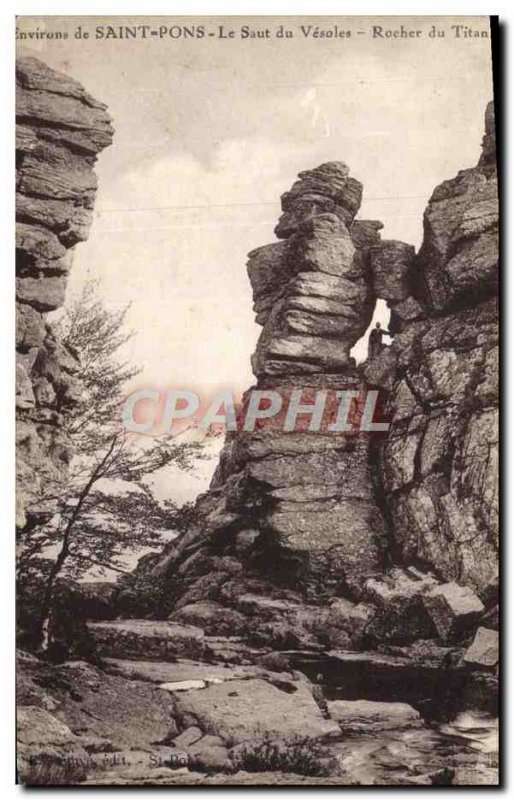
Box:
[362, 569, 437, 644]
[173, 726, 203, 749]
[422, 583, 484, 642]
[463, 627, 499, 668]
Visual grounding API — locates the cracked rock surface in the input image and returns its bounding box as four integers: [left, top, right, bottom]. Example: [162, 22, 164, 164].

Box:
[15, 57, 113, 528]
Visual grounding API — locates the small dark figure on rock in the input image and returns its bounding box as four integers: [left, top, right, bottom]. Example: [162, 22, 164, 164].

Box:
[367, 321, 392, 360]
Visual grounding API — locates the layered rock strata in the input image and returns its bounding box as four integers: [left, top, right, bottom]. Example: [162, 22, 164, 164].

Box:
[151, 163, 408, 602]
[15, 57, 113, 527]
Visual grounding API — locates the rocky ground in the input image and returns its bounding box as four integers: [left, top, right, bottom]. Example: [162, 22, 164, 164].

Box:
[17, 577, 498, 786]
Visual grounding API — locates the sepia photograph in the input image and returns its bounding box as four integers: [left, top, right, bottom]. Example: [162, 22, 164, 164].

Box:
[14, 13, 499, 786]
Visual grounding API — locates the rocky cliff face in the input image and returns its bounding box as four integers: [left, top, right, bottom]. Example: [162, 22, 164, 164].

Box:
[367, 101, 498, 596]
[143, 103, 498, 646]
[16, 57, 113, 528]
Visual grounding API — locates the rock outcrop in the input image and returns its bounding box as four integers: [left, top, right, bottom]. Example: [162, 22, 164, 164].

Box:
[147, 163, 399, 604]
[15, 79, 499, 785]
[368, 101, 499, 595]
[145, 104, 498, 627]
[16, 57, 113, 528]
[139, 102, 498, 658]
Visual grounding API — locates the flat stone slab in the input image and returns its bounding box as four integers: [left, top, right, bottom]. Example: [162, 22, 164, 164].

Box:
[104, 659, 292, 690]
[89, 620, 204, 638]
[88, 620, 207, 661]
[173, 678, 340, 747]
[327, 699, 422, 732]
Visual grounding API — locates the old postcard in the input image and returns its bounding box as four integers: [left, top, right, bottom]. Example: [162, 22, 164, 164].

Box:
[15, 15, 499, 786]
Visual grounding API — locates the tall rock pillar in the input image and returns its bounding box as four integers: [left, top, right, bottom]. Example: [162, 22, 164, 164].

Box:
[16, 57, 113, 528]
[155, 163, 392, 602]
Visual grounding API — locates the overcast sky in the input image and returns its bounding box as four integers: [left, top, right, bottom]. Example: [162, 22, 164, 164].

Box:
[18, 16, 494, 506]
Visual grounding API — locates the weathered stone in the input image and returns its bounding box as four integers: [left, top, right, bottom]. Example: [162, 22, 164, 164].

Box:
[383, 314, 498, 591]
[16, 57, 113, 154]
[173, 726, 204, 748]
[362, 569, 438, 644]
[265, 334, 354, 369]
[104, 658, 266, 686]
[362, 345, 397, 388]
[327, 699, 422, 731]
[423, 583, 484, 642]
[187, 734, 232, 772]
[17, 194, 94, 245]
[247, 241, 292, 301]
[479, 100, 496, 167]
[16, 222, 67, 266]
[17, 706, 89, 783]
[480, 604, 499, 631]
[15, 57, 113, 530]
[161, 679, 209, 692]
[169, 601, 247, 636]
[88, 620, 207, 661]
[379, 107, 498, 593]
[52, 660, 176, 750]
[16, 304, 46, 350]
[16, 275, 68, 311]
[142, 103, 497, 667]
[416, 104, 498, 313]
[16, 362, 36, 409]
[391, 295, 425, 323]
[173, 678, 340, 747]
[370, 239, 415, 302]
[463, 627, 499, 668]
[350, 219, 383, 249]
[275, 162, 362, 237]
[290, 271, 368, 303]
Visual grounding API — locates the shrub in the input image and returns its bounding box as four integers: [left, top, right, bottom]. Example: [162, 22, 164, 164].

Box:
[233, 734, 331, 777]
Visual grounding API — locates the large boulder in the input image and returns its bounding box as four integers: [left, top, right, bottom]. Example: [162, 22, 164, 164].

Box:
[422, 583, 484, 642]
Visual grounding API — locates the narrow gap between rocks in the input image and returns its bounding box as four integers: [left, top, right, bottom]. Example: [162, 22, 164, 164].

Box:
[351, 299, 392, 365]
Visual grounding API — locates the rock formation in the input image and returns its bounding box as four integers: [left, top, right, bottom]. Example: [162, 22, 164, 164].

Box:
[367, 101, 499, 596]
[148, 164, 398, 605]
[135, 102, 498, 656]
[16, 57, 113, 528]
[15, 64, 499, 785]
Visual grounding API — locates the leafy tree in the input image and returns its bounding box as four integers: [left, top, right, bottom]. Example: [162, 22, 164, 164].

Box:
[17, 280, 203, 653]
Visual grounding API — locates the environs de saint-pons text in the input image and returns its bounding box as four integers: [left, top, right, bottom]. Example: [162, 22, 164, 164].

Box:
[16, 23, 490, 42]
